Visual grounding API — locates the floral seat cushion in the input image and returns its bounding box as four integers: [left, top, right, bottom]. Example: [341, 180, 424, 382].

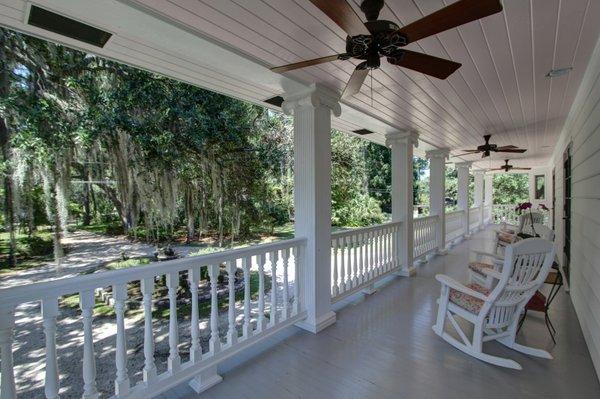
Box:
[497, 232, 514, 244]
[449, 283, 490, 314]
[468, 261, 493, 276]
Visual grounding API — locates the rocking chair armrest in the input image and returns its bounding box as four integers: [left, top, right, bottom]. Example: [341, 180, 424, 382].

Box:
[435, 274, 488, 301]
[479, 268, 502, 280]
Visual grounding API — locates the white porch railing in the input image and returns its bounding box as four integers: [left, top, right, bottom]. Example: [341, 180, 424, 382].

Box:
[483, 204, 493, 224]
[413, 215, 439, 260]
[445, 210, 465, 244]
[492, 204, 519, 225]
[469, 206, 481, 232]
[330, 221, 402, 302]
[0, 238, 306, 399]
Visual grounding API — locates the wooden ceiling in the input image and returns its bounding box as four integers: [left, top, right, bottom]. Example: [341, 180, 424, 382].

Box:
[1, 0, 599, 169]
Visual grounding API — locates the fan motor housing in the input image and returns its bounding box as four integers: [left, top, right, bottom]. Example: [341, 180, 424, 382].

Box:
[346, 20, 407, 63]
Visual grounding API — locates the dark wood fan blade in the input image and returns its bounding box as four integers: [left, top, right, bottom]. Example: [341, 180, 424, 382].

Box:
[396, 0, 503, 44]
[496, 145, 519, 150]
[496, 148, 527, 153]
[342, 67, 369, 99]
[308, 0, 369, 36]
[271, 54, 344, 73]
[513, 167, 532, 170]
[490, 168, 503, 171]
[458, 150, 481, 153]
[388, 50, 461, 79]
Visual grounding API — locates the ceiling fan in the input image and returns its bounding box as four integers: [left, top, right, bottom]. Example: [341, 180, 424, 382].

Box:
[456, 134, 527, 158]
[270, 0, 503, 99]
[491, 159, 531, 172]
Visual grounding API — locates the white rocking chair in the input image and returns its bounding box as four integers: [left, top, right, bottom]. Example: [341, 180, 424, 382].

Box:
[433, 238, 555, 369]
[469, 224, 555, 289]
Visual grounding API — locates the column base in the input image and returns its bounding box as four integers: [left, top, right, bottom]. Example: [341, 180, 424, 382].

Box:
[362, 284, 377, 295]
[296, 310, 336, 334]
[395, 266, 416, 277]
[437, 248, 449, 255]
[189, 366, 223, 394]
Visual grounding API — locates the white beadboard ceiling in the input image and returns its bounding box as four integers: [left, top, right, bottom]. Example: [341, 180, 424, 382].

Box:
[1, 0, 599, 169]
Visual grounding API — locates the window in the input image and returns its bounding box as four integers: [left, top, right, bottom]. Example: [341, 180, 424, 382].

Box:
[534, 175, 545, 200]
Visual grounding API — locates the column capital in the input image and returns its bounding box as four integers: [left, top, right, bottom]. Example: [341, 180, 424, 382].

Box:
[282, 83, 342, 117]
[455, 161, 473, 170]
[425, 148, 450, 160]
[385, 130, 419, 148]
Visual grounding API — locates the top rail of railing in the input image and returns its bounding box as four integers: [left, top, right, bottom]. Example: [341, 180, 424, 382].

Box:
[0, 237, 307, 306]
[330, 221, 402, 240]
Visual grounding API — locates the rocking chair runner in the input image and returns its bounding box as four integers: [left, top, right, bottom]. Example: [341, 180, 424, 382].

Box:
[433, 238, 555, 369]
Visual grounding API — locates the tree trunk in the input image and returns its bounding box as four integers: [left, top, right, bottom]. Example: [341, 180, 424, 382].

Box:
[0, 38, 16, 268]
[218, 193, 223, 247]
[82, 164, 91, 226]
[185, 186, 195, 242]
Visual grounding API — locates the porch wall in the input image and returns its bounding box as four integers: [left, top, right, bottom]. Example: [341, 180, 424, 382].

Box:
[550, 35, 600, 381]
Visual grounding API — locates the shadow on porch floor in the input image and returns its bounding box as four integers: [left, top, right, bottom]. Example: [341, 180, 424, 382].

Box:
[162, 227, 600, 399]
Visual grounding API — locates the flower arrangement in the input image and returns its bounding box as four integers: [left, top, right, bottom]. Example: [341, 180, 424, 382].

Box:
[514, 201, 538, 237]
[514, 201, 532, 214]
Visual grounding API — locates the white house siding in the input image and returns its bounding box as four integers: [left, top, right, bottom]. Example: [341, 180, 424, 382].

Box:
[550, 35, 600, 381]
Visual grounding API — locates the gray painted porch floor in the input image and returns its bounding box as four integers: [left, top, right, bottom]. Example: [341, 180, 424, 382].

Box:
[162, 228, 600, 399]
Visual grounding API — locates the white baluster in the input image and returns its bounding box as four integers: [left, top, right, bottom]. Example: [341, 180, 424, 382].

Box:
[385, 227, 392, 270]
[345, 236, 351, 289]
[42, 298, 60, 399]
[338, 238, 345, 294]
[269, 251, 278, 327]
[257, 254, 266, 332]
[166, 272, 181, 372]
[140, 278, 157, 384]
[113, 283, 130, 396]
[332, 240, 338, 297]
[359, 232, 365, 283]
[226, 261, 237, 346]
[377, 230, 382, 274]
[79, 290, 99, 399]
[208, 264, 221, 354]
[352, 234, 358, 286]
[242, 257, 252, 339]
[0, 306, 16, 399]
[368, 231, 374, 279]
[282, 248, 290, 320]
[349, 235, 355, 286]
[293, 246, 301, 316]
[188, 268, 202, 364]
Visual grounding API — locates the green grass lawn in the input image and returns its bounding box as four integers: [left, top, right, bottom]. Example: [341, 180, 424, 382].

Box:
[0, 229, 55, 274]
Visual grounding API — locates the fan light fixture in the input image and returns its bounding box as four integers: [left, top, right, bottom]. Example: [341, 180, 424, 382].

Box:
[546, 67, 572, 78]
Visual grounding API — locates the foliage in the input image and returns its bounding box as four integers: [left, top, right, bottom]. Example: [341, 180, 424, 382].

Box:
[331, 131, 384, 226]
[493, 173, 529, 204]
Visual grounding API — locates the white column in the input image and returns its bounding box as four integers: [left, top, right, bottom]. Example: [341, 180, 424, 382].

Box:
[426, 149, 450, 254]
[282, 84, 341, 334]
[456, 161, 472, 238]
[386, 130, 419, 277]
[484, 173, 493, 224]
[473, 169, 485, 230]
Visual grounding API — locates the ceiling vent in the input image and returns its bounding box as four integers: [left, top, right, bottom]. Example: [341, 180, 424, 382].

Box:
[264, 96, 284, 107]
[27, 5, 112, 48]
[546, 67, 572, 78]
[352, 128, 374, 135]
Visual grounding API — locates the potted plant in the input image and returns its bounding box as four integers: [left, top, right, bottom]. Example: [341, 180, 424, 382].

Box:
[515, 202, 538, 238]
